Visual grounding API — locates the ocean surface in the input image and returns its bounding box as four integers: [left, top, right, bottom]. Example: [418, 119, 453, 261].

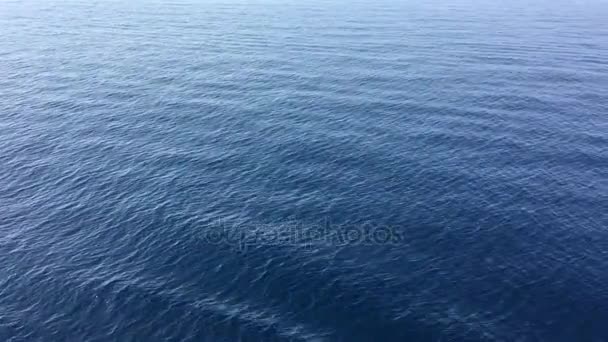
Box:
[1, 0, 607, 341]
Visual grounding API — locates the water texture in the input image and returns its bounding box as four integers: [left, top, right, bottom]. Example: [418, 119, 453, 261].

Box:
[1, 0, 607, 341]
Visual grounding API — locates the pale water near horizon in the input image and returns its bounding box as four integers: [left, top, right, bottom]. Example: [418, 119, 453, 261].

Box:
[1, 0, 607, 341]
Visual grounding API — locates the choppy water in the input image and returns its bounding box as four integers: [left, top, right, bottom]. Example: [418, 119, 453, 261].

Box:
[1, 0, 608, 341]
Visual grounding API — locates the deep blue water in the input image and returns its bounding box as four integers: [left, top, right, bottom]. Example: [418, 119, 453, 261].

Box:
[1, 0, 608, 341]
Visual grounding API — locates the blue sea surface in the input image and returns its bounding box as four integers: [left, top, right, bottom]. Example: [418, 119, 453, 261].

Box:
[1, 0, 607, 341]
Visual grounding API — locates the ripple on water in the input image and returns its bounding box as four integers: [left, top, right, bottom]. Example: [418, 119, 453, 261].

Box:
[1, 0, 608, 341]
